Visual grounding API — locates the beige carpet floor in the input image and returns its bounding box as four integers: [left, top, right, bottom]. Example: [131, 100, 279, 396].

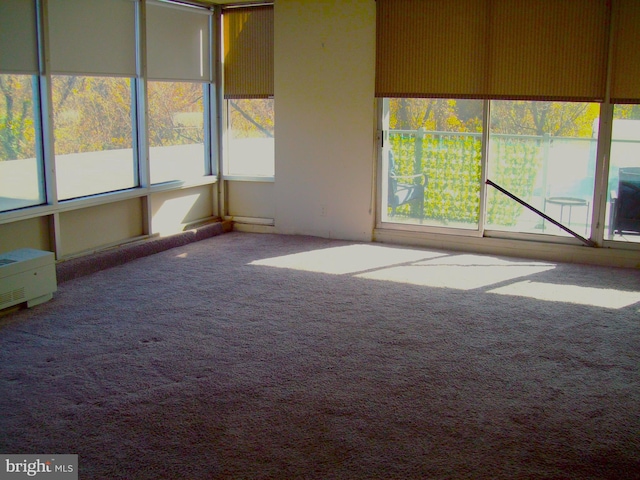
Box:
[1, 232, 639, 479]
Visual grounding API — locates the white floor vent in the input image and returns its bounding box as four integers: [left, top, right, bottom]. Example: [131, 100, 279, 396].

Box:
[0, 249, 57, 310]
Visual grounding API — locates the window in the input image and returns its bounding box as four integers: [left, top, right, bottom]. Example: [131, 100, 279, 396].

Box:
[380, 99, 604, 243]
[226, 98, 274, 177]
[147, 81, 206, 184]
[222, 5, 274, 178]
[486, 100, 599, 238]
[607, 105, 640, 243]
[48, 0, 137, 200]
[0, 1, 44, 212]
[146, 0, 212, 184]
[52, 75, 136, 200]
[0, 74, 45, 212]
[375, 0, 639, 250]
[381, 98, 483, 230]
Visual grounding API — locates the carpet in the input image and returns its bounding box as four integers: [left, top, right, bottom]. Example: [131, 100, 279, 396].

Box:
[1, 232, 639, 479]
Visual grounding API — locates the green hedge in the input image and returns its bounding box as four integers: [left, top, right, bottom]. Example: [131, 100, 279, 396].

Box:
[390, 132, 541, 226]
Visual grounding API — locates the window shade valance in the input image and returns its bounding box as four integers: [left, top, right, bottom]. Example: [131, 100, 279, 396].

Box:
[49, 0, 137, 76]
[223, 5, 274, 99]
[376, 0, 611, 102]
[146, 0, 212, 82]
[375, 0, 488, 99]
[0, 0, 39, 74]
[610, 0, 640, 104]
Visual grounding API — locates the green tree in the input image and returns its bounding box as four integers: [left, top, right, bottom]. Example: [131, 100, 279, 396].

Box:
[389, 98, 481, 133]
[490, 101, 599, 137]
[52, 76, 133, 155]
[0, 75, 36, 161]
[230, 99, 274, 138]
[614, 105, 640, 120]
[147, 81, 204, 147]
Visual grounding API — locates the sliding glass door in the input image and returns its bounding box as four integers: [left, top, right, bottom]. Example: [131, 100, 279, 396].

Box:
[380, 98, 638, 248]
[486, 100, 598, 239]
[380, 98, 484, 232]
[607, 105, 640, 243]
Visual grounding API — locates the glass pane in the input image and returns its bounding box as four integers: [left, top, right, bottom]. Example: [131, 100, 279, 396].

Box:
[381, 98, 483, 229]
[0, 74, 45, 212]
[148, 81, 205, 184]
[607, 105, 640, 243]
[53, 75, 135, 200]
[226, 99, 274, 177]
[486, 101, 599, 238]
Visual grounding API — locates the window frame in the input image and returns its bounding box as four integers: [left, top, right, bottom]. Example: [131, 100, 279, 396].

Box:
[0, 0, 220, 237]
[0, 73, 47, 213]
[377, 98, 639, 250]
[220, 4, 274, 182]
[222, 97, 275, 182]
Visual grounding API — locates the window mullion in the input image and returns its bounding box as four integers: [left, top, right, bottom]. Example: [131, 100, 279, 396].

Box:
[592, 102, 613, 244]
[38, 0, 63, 258]
[478, 98, 491, 237]
[135, 0, 150, 190]
[38, 0, 57, 208]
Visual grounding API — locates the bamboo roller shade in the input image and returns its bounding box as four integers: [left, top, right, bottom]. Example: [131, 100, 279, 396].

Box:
[223, 5, 274, 99]
[376, 0, 638, 103]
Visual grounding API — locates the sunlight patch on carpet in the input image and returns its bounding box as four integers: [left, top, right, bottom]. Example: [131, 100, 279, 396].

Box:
[356, 258, 555, 290]
[488, 281, 640, 309]
[250, 244, 445, 274]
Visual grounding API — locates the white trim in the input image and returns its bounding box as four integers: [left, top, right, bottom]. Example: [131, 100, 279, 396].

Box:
[377, 220, 483, 238]
[223, 175, 275, 183]
[149, 175, 218, 192]
[0, 176, 218, 225]
[224, 215, 274, 226]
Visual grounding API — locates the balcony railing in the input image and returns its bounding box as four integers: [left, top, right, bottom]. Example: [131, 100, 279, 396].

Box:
[386, 128, 640, 241]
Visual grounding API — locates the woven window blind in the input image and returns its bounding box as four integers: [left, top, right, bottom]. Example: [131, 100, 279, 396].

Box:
[375, 0, 487, 98]
[223, 5, 274, 99]
[0, 0, 38, 74]
[488, 0, 608, 101]
[49, 0, 136, 76]
[610, 0, 640, 103]
[376, 0, 609, 101]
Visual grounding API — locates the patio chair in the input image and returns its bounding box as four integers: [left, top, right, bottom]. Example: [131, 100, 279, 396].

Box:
[388, 150, 427, 218]
[609, 167, 640, 237]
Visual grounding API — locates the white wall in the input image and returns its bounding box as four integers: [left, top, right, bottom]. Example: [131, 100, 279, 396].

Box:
[59, 198, 143, 257]
[227, 181, 275, 220]
[151, 185, 214, 236]
[274, 0, 376, 241]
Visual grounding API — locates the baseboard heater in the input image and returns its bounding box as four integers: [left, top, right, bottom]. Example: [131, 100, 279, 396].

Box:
[0, 249, 57, 310]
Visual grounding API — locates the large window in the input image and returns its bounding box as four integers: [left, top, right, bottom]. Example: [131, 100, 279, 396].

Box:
[607, 105, 640, 243]
[381, 98, 483, 230]
[381, 99, 606, 244]
[226, 99, 274, 177]
[0, 74, 45, 212]
[0, 1, 44, 213]
[486, 100, 599, 238]
[375, 0, 640, 251]
[146, 0, 213, 185]
[222, 5, 274, 178]
[48, 0, 138, 200]
[52, 75, 135, 200]
[147, 81, 206, 184]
